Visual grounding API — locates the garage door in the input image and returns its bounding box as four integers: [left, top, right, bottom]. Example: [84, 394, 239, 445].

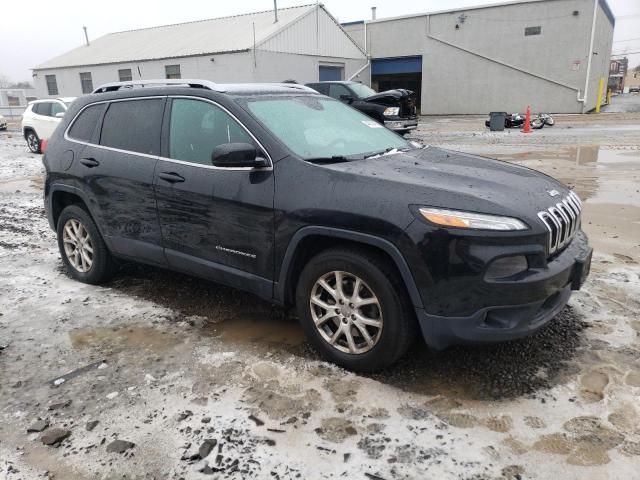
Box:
[319, 66, 344, 81]
[371, 56, 422, 75]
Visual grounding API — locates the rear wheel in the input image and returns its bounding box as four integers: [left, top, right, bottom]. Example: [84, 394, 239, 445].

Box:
[295, 247, 415, 372]
[57, 205, 115, 284]
[26, 130, 40, 153]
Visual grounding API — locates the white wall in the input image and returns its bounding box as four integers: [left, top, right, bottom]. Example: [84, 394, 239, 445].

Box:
[33, 50, 370, 98]
[365, 0, 614, 114]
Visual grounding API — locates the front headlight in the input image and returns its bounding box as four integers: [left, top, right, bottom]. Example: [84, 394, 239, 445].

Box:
[383, 107, 400, 116]
[418, 207, 528, 231]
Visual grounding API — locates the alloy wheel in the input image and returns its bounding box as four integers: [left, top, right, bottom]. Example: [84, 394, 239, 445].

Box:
[62, 218, 94, 273]
[309, 270, 383, 354]
[27, 133, 39, 153]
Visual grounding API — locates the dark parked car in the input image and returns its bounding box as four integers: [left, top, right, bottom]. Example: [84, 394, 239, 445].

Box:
[629, 86, 640, 93]
[305, 81, 418, 134]
[43, 79, 592, 372]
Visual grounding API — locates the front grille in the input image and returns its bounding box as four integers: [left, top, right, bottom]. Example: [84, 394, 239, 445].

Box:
[537, 191, 582, 256]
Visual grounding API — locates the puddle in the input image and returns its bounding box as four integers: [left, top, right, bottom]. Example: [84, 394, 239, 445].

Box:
[205, 315, 305, 347]
[490, 146, 640, 207]
[70, 325, 185, 351]
[0, 175, 43, 194]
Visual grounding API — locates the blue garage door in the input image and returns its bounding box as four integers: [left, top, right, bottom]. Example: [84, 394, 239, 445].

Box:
[319, 66, 344, 81]
[371, 56, 422, 75]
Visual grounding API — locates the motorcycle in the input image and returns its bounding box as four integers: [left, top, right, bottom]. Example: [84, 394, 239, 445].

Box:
[538, 113, 555, 126]
[485, 112, 552, 130]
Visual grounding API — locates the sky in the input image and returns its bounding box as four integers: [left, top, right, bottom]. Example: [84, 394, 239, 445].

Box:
[1, 0, 639, 83]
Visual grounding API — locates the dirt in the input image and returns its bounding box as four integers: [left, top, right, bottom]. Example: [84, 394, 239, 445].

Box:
[2, 109, 640, 479]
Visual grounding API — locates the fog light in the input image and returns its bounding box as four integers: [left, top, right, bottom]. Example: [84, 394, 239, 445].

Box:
[485, 255, 528, 280]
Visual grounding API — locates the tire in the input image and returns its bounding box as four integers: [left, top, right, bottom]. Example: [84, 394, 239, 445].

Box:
[295, 247, 416, 372]
[57, 205, 115, 284]
[25, 130, 40, 153]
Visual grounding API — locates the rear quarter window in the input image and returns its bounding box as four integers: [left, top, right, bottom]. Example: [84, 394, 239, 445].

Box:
[68, 104, 106, 142]
[99, 99, 164, 155]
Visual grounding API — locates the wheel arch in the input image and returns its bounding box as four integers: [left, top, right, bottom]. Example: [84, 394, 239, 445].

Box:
[276, 227, 423, 309]
[48, 184, 95, 230]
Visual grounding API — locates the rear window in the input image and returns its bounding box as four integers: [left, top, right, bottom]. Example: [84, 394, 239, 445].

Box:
[68, 104, 105, 142]
[99, 99, 164, 155]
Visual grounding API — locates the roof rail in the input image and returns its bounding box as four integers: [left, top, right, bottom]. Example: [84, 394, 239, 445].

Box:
[273, 83, 316, 92]
[92, 79, 225, 94]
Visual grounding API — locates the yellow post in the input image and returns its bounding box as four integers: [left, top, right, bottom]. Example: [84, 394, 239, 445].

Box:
[607, 88, 612, 105]
[595, 77, 605, 113]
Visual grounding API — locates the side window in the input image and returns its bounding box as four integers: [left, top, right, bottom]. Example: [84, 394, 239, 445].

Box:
[51, 102, 66, 117]
[80, 72, 94, 94]
[310, 83, 329, 95]
[169, 99, 253, 166]
[118, 69, 133, 82]
[45, 75, 58, 96]
[100, 99, 164, 155]
[35, 103, 52, 116]
[328, 84, 351, 100]
[165, 65, 181, 79]
[68, 104, 105, 142]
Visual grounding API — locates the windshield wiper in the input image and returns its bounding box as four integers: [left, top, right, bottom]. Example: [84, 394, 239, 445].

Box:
[305, 156, 351, 164]
[363, 147, 399, 159]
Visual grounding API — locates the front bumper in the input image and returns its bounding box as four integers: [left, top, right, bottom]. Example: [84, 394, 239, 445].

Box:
[384, 118, 418, 131]
[415, 232, 592, 350]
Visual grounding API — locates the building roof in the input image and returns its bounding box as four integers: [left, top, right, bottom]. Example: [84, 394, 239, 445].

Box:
[34, 4, 317, 70]
[365, 0, 614, 26]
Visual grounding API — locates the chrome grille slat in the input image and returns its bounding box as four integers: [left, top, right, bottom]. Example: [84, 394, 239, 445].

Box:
[537, 191, 582, 256]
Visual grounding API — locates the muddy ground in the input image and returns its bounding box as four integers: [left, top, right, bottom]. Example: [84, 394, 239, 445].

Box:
[1, 101, 639, 479]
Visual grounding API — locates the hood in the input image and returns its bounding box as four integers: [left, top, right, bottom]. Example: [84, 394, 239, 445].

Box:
[322, 146, 569, 225]
[362, 89, 414, 103]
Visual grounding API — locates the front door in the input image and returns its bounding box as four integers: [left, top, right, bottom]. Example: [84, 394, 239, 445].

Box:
[154, 97, 274, 298]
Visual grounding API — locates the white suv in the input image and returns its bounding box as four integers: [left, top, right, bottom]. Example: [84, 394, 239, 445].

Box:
[22, 98, 76, 153]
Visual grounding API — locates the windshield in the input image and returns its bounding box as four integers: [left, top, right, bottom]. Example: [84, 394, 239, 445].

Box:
[349, 83, 377, 99]
[242, 96, 409, 160]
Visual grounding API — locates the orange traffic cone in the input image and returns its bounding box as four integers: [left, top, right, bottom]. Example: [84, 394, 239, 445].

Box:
[521, 106, 532, 133]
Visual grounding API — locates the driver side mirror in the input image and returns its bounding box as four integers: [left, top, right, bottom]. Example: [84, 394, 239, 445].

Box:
[55, 112, 65, 118]
[339, 94, 355, 104]
[211, 143, 268, 168]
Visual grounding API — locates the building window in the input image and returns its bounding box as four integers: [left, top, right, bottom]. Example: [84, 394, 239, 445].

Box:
[118, 69, 133, 82]
[80, 72, 94, 94]
[524, 26, 542, 36]
[45, 75, 59, 95]
[165, 64, 181, 79]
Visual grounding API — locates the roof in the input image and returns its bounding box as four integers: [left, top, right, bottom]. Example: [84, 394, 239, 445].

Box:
[366, 0, 614, 25]
[34, 4, 317, 70]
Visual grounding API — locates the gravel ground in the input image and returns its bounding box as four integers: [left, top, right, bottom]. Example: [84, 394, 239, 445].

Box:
[1, 106, 640, 480]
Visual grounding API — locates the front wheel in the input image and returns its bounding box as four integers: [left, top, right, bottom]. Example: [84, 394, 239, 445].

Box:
[26, 130, 40, 153]
[57, 205, 115, 284]
[531, 119, 544, 129]
[295, 248, 416, 372]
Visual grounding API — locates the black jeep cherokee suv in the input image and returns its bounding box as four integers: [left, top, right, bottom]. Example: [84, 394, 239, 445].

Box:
[43, 79, 592, 372]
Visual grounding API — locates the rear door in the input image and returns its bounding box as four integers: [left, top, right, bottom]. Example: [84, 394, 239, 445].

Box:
[153, 96, 274, 298]
[70, 97, 166, 265]
[33, 102, 58, 139]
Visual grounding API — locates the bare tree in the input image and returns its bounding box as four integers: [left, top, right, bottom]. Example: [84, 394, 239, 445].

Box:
[0, 75, 11, 88]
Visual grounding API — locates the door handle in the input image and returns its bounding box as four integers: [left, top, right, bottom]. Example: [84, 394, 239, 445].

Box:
[80, 157, 100, 168]
[158, 172, 185, 183]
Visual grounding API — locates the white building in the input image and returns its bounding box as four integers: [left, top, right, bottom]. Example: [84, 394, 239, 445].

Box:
[32, 4, 367, 98]
[343, 0, 615, 114]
